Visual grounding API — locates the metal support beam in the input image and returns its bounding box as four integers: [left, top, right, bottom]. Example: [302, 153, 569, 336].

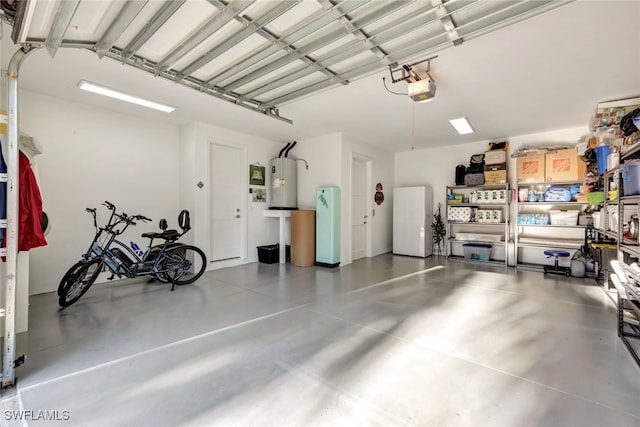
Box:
[96, 0, 149, 58]
[98, 47, 293, 124]
[219, 0, 411, 93]
[176, 1, 300, 79]
[317, 0, 387, 60]
[45, 0, 80, 58]
[155, 0, 257, 73]
[431, 0, 462, 47]
[122, 0, 186, 60]
[205, 0, 368, 88]
[3, 46, 40, 389]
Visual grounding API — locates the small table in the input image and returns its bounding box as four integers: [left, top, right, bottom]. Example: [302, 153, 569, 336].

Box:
[263, 210, 292, 264]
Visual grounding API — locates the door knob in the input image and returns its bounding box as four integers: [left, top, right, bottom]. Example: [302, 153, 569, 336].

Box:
[236, 215, 240, 218]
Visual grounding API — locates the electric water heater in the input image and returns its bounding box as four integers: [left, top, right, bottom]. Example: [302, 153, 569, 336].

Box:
[270, 157, 297, 209]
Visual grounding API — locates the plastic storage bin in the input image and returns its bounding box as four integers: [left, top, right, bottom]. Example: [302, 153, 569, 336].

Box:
[622, 161, 640, 196]
[549, 210, 579, 226]
[257, 244, 290, 264]
[462, 243, 492, 261]
[595, 145, 611, 175]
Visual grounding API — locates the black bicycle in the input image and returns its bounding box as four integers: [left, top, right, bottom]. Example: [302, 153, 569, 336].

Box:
[57, 201, 207, 307]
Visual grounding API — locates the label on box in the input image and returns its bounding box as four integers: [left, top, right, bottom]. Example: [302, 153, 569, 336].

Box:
[551, 158, 571, 173]
[522, 160, 540, 174]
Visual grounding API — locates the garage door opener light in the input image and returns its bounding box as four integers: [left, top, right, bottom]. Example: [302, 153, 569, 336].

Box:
[78, 80, 176, 113]
[386, 55, 438, 103]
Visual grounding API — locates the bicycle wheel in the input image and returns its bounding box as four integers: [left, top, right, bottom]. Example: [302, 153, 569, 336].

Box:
[58, 258, 103, 307]
[158, 245, 206, 285]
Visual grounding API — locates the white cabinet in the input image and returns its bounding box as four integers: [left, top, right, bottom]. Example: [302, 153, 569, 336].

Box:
[445, 184, 510, 266]
[393, 186, 433, 258]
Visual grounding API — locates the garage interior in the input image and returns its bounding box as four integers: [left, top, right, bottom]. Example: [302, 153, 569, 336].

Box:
[0, 0, 639, 425]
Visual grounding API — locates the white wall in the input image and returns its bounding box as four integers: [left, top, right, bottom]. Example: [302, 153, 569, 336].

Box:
[342, 136, 394, 262]
[294, 133, 342, 210]
[178, 121, 283, 268]
[20, 90, 180, 295]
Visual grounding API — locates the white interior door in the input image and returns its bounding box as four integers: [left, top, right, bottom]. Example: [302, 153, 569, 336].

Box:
[351, 158, 366, 261]
[211, 142, 244, 262]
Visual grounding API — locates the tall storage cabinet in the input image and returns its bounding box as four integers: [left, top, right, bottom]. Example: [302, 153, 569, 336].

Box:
[316, 187, 340, 267]
[393, 186, 433, 258]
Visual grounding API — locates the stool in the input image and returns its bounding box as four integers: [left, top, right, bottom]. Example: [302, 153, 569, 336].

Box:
[543, 250, 571, 276]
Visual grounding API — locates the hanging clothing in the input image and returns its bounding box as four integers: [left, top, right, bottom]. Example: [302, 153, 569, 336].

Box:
[17, 151, 47, 251]
[1, 146, 47, 254]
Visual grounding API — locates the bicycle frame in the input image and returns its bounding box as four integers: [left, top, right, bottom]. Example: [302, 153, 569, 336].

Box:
[81, 203, 181, 281]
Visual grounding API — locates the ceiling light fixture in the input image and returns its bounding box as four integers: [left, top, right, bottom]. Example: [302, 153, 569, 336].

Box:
[386, 55, 438, 103]
[77, 80, 176, 113]
[449, 117, 474, 135]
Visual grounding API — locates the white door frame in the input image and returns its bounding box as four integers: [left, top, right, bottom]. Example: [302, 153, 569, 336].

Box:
[209, 139, 248, 268]
[350, 152, 373, 262]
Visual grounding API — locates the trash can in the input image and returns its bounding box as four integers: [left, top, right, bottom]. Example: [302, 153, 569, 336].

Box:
[257, 244, 290, 264]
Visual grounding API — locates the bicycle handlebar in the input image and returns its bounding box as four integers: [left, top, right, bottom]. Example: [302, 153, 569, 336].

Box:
[86, 203, 152, 236]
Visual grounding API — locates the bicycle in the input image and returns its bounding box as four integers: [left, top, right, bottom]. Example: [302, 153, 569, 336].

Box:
[57, 201, 207, 308]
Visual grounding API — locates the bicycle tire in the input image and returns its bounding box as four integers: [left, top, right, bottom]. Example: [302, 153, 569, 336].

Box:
[58, 258, 103, 307]
[57, 261, 88, 297]
[158, 245, 206, 285]
[147, 243, 184, 283]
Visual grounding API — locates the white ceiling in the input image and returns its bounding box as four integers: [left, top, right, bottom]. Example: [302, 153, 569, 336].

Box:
[4, 0, 640, 153]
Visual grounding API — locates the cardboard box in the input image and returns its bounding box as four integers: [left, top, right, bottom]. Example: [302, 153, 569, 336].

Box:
[484, 150, 506, 164]
[484, 162, 507, 184]
[545, 148, 587, 182]
[516, 152, 545, 183]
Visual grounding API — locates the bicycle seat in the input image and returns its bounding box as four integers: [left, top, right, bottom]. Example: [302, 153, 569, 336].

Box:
[141, 229, 180, 241]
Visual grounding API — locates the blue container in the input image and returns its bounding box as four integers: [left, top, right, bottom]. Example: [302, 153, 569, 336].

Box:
[622, 162, 640, 196]
[595, 145, 611, 175]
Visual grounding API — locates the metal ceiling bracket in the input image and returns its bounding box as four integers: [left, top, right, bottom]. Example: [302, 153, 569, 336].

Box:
[45, 0, 81, 58]
[431, 0, 462, 47]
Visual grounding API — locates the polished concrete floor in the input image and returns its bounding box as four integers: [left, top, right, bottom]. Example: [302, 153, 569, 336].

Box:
[3, 254, 640, 426]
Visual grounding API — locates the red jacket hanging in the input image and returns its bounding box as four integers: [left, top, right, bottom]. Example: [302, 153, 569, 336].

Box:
[18, 152, 47, 251]
[14, 152, 47, 251]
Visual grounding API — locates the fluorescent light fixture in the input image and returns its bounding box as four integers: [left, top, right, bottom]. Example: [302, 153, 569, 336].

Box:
[449, 117, 474, 135]
[78, 80, 176, 113]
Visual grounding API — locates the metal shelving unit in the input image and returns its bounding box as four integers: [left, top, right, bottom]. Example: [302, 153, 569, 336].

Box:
[446, 184, 510, 267]
[514, 180, 588, 271]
